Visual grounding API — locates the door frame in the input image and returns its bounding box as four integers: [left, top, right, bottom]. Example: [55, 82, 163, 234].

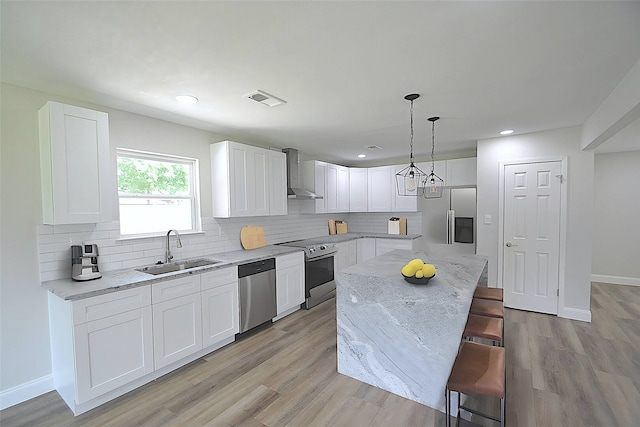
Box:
[497, 156, 568, 315]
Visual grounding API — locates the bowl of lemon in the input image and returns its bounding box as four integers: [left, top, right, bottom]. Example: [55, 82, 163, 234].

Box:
[401, 258, 436, 284]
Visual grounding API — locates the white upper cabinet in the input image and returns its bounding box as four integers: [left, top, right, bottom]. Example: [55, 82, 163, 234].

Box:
[300, 161, 327, 214]
[211, 141, 287, 218]
[367, 166, 392, 212]
[39, 101, 112, 224]
[349, 168, 368, 212]
[327, 163, 350, 213]
[268, 150, 288, 216]
[445, 157, 477, 187]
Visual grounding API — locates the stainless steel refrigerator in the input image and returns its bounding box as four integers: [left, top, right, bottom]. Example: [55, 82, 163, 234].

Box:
[420, 188, 476, 254]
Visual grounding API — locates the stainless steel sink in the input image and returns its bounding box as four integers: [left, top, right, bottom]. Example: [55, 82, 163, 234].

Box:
[136, 258, 221, 275]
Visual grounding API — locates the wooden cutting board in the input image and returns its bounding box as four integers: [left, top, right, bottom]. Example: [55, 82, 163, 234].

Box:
[336, 222, 347, 234]
[240, 226, 267, 250]
[328, 219, 336, 235]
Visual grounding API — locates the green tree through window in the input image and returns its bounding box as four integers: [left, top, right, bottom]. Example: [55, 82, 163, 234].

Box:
[117, 157, 189, 195]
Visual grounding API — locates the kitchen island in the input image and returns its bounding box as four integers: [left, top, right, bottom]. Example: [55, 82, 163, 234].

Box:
[336, 249, 488, 411]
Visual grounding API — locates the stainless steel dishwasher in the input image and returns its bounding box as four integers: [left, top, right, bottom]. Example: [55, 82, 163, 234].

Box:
[238, 258, 276, 333]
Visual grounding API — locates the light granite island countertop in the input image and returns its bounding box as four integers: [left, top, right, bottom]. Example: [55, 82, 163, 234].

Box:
[336, 249, 488, 412]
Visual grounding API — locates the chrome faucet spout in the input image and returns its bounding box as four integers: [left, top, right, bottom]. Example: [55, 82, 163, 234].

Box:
[166, 229, 183, 263]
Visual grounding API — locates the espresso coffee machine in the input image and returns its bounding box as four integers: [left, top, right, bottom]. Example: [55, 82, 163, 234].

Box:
[71, 244, 102, 281]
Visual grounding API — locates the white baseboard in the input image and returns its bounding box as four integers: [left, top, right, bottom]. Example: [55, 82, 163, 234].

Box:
[558, 306, 592, 323]
[591, 274, 640, 287]
[0, 374, 54, 410]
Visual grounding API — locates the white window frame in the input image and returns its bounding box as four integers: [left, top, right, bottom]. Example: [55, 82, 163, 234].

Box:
[116, 148, 202, 238]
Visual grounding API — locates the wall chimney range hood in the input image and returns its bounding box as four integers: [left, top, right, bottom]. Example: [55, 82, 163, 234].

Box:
[283, 148, 322, 200]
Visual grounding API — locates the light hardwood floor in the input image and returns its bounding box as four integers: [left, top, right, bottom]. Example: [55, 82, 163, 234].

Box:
[1, 282, 638, 426]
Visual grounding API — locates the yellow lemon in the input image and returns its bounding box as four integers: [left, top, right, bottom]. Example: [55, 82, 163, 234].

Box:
[415, 270, 424, 278]
[401, 259, 425, 277]
[422, 263, 436, 278]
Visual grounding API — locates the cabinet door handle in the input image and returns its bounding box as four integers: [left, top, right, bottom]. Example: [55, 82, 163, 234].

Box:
[505, 242, 518, 247]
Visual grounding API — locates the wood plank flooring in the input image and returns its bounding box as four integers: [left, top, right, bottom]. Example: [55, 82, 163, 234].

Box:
[1, 282, 638, 426]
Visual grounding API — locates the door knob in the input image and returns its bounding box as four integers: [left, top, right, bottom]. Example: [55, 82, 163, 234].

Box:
[505, 242, 517, 247]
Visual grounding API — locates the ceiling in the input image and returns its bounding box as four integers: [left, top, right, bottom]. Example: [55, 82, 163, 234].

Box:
[2, 1, 640, 165]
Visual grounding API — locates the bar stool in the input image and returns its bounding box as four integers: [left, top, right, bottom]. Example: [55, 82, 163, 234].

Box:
[473, 287, 503, 302]
[463, 314, 503, 346]
[469, 297, 504, 319]
[446, 341, 505, 427]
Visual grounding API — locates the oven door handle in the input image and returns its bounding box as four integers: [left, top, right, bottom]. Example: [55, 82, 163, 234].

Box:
[307, 251, 336, 262]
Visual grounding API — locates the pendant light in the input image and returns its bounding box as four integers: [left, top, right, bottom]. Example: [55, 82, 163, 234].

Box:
[396, 94, 429, 197]
[423, 116, 444, 199]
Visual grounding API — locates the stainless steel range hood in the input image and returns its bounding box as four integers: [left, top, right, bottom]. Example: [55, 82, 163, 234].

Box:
[283, 148, 322, 200]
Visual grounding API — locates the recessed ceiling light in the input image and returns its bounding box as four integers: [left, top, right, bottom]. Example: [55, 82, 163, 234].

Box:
[500, 129, 514, 135]
[357, 154, 366, 158]
[176, 95, 198, 104]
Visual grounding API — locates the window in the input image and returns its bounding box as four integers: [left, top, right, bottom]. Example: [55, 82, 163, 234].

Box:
[117, 149, 201, 236]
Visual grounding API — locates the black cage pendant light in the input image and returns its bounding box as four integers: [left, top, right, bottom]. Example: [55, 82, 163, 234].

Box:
[396, 94, 429, 197]
[423, 116, 445, 199]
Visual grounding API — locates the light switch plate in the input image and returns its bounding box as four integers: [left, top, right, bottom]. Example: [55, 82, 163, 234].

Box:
[484, 214, 492, 225]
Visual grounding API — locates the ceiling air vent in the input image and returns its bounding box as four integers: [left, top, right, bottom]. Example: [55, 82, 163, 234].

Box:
[245, 90, 286, 107]
[366, 144, 384, 150]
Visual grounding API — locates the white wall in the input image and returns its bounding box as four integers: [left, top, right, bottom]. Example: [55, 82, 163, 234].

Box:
[476, 127, 594, 320]
[592, 151, 640, 285]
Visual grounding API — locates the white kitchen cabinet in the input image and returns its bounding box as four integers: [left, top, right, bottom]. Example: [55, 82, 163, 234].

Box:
[201, 266, 239, 347]
[445, 157, 477, 187]
[375, 238, 416, 257]
[210, 141, 286, 218]
[391, 164, 419, 212]
[326, 163, 350, 213]
[301, 160, 328, 214]
[349, 168, 368, 212]
[48, 286, 153, 414]
[357, 238, 376, 263]
[275, 252, 305, 318]
[335, 240, 357, 272]
[269, 150, 288, 216]
[367, 166, 392, 212]
[152, 275, 203, 369]
[39, 101, 111, 224]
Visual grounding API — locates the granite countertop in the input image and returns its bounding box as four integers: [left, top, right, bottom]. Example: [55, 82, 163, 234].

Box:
[336, 248, 488, 411]
[43, 245, 303, 301]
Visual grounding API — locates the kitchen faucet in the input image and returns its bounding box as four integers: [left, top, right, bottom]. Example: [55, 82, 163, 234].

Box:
[166, 229, 183, 263]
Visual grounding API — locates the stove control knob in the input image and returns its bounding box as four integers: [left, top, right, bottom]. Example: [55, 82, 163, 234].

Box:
[319, 245, 326, 251]
[308, 247, 315, 254]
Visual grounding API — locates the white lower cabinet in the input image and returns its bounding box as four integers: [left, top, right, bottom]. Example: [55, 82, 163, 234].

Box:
[201, 266, 239, 347]
[335, 240, 357, 272]
[49, 266, 240, 416]
[275, 252, 305, 318]
[75, 303, 153, 403]
[151, 274, 203, 370]
[357, 238, 376, 263]
[49, 286, 154, 414]
[152, 292, 203, 370]
[375, 238, 416, 256]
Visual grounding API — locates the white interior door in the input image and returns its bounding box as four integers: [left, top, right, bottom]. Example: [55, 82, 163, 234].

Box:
[503, 161, 561, 314]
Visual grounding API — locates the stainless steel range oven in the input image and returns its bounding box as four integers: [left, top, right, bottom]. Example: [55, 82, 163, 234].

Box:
[278, 241, 337, 309]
